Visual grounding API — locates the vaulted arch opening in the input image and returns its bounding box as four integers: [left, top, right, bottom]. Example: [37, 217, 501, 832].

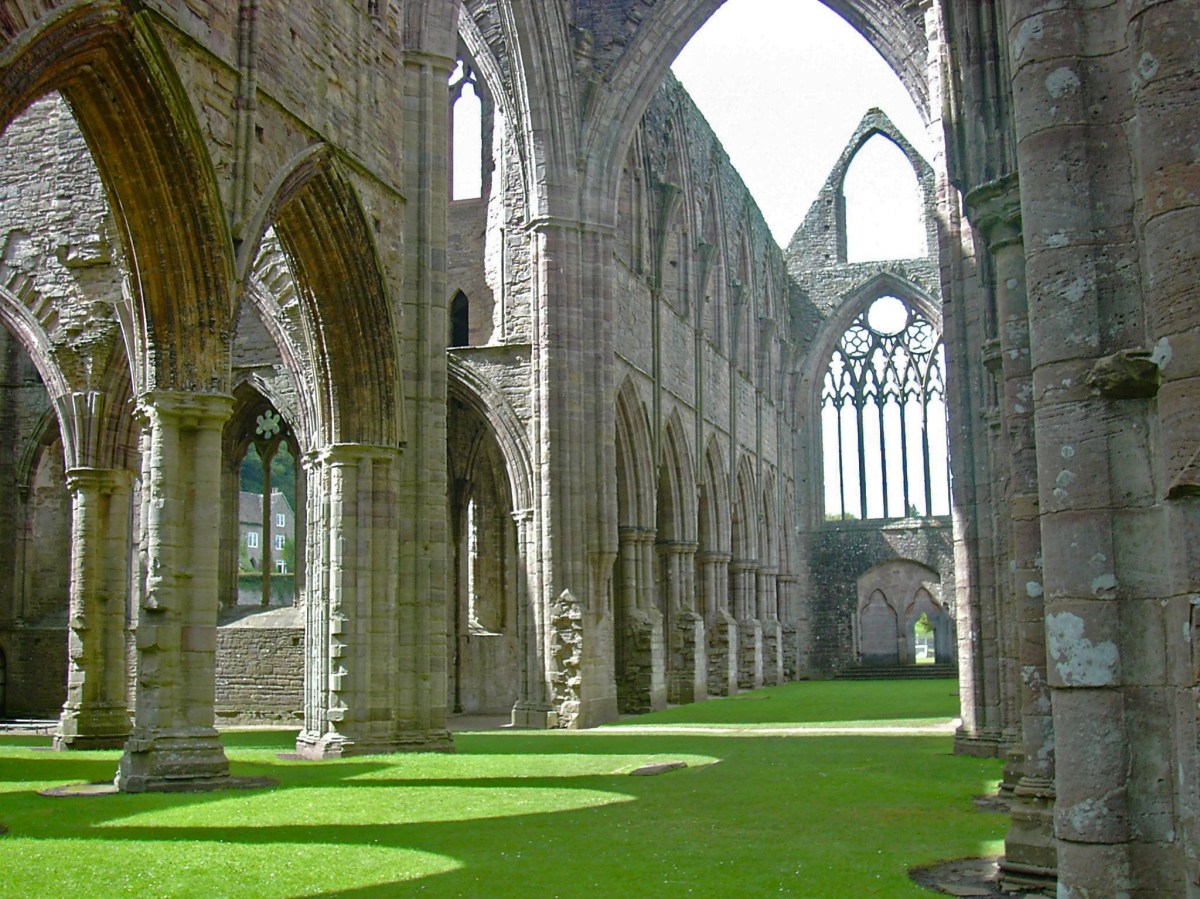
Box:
[446, 389, 521, 715]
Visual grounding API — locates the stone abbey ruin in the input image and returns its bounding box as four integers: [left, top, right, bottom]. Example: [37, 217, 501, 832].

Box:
[0, 0, 1197, 895]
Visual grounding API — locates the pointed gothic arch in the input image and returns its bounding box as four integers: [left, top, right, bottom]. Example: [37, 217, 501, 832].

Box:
[238, 145, 401, 448]
[1, 4, 235, 393]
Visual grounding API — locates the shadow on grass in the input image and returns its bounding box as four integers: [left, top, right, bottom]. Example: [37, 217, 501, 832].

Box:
[0, 728, 1004, 898]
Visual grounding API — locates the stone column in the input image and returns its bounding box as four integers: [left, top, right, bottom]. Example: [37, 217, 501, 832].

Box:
[511, 508, 555, 727]
[700, 551, 736, 695]
[526, 216, 619, 728]
[659, 540, 704, 704]
[776, 574, 801, 679]
[756, 566, 783, 686]
[297, 443, 449, 758]
[1006, 2, 1143, 892]
[53, 467, 132, 750]
[614, 527, 664, 713]
[638, 528, 666, 710]
[731, 559, 762, 690]
[967, 176, 1056, 892]
[117, 392, 232, 792]
[1125, 4, 1200, 892]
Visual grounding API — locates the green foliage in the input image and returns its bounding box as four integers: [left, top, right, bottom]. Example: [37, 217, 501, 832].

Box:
[239, 444, 297, 512]
[0, 680, 1002, 898]
[611, 678, 959, 727]
[913, 612, 933, 637]
[237, 539, 254, 573]
[281, 537, 296, 573]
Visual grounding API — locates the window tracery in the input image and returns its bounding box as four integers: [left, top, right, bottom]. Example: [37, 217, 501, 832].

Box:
[822, 295, 949, 519]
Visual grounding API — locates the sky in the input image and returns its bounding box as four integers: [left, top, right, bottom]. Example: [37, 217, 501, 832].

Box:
[670, 0, 935, 249]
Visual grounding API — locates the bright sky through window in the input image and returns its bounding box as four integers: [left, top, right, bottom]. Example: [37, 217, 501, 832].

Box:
[671, 0, 933, 247]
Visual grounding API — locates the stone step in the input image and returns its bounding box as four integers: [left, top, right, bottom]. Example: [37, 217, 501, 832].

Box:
[834, 664, 958, 680]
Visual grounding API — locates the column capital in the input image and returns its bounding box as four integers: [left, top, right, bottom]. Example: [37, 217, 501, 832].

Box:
[525, 214, 616, 239]
[965, 173, 1022, 250]
[617, 525, 656, 542]
[656, 540, 699, 556]
[65, 467, 133, 495]
[306, 442, 405, 468]
[401, 48, 457, 74]
[698, 551, 732, 564]
[140, 391, 234, 430]
[729, 558, 758, 574]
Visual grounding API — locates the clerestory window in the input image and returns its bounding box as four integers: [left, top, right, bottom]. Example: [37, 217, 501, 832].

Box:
[821, 295, 950, 520]
[449, 60, 482, 200]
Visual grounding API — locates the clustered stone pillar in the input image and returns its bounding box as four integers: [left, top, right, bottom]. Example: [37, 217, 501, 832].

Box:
[297, 443, 445, 757]
[1007, 1, 1147, 892]
[700, 550, 736, 695]
[511, 508, 555, 727]
[731, 559, 762, 690]
[756, 566, 782, 685]
[53, 467, 132, 750]
[776, 573, 802, 679]
[526, 215, 618, 728]
[968, 177, 1056, 891]
[614, 526, 665, 713]
[117, 392, 232, 791]
[658, 540, 704, 704]
[1126, 4, 1200, 888]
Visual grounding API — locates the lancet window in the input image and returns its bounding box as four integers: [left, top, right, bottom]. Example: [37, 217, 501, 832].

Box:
[822, 295, 950, 519]
[449, 59, 483, 200]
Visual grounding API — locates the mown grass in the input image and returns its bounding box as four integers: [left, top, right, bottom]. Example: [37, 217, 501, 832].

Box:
[606, 678, 962, 727]
[0, 680, 1003, 897]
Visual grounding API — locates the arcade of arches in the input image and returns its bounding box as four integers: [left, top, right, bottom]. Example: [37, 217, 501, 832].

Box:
[0, 1, 1197, 895]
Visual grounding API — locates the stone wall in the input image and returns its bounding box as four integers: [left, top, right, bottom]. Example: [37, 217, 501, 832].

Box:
[215, 609, 304, 726]
[809, 519, 954, 672]
[0, 627, 67, 717]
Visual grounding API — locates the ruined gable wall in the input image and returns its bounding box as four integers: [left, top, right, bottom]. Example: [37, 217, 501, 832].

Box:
[784, 113, 953, 674]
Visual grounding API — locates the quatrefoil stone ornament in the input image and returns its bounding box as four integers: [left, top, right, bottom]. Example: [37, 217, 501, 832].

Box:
[256, 409, 282, 439]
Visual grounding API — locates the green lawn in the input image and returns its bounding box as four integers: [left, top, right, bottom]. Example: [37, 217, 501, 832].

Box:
[0, 680, 1003, 897]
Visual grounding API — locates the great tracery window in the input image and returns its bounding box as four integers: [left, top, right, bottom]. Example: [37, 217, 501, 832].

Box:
[822, 295, 950, 519]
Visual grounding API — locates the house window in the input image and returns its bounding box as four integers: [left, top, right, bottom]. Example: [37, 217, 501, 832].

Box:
[246, 531, 259, 548]
[276, 559, 287, 574]
[274, 534, 285, 551]
[276, 512, 285, 528]
[821, 295, 950, 519]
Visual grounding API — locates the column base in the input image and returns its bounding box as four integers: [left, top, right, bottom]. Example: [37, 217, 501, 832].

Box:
[760, 619, 783, 685]
[736, 618, 764, 690]
[706, 613, 738, 696]
[616, 611, 666, 715]
[511, 702, 557, 729]
[295, 728, 455, 759]
[115, 728, 230, 792]
[951, 726, 1007, 759]
[667, 612, 707, 705]
[1000, 775, 1057, 894]
[53, 704, 131, 751]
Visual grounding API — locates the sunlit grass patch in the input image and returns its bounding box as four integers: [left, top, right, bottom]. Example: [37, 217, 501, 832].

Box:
[606, 678, 962, 728]
[0, 679, 1002, 897]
